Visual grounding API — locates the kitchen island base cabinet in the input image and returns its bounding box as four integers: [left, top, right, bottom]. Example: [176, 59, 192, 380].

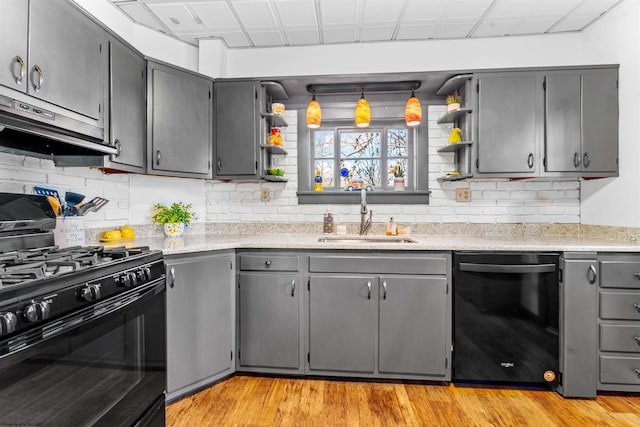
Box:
[165, 251, 235, 401]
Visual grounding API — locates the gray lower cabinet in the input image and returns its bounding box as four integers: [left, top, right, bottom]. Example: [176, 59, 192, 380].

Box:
[597, 253, 640, 392]
[307, 252, 451, 380]
[165, 251, 235, 401]
[147, 61, 213, 179]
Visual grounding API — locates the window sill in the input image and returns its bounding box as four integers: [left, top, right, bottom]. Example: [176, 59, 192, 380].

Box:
[297, 191, 430, 204]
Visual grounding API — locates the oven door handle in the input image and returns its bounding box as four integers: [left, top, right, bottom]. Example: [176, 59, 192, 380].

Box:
[458, 263, 557, 274]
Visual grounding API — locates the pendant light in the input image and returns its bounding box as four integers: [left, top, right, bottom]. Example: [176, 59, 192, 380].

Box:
[404, 88, 422, 126]
[355, 90, 370, 128]
[306, 91, 322, 128]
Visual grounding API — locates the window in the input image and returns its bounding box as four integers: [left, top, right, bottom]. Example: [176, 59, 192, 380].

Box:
[297, 104, 430, 204]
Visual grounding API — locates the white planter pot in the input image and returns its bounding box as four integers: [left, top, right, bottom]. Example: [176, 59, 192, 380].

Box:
[447, 102, 460, 112]
[393, 178, 405, 192]
[163, 223, 185, 237]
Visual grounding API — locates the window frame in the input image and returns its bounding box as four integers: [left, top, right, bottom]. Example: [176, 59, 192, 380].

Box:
[297, 102, 430, 204]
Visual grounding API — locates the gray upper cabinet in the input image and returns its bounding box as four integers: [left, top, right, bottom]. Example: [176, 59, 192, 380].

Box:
[108, 38, 145, 172]
[545, 68, 618, 176]
[475, 72, 540, 176]
[0, 0, 28, 92]
[29, 0, 104, 120]
[166, 251, 235, 401]
[147, 61, 213, 179]
[214, 81, 260, 178]
[378, 275, 448, 377]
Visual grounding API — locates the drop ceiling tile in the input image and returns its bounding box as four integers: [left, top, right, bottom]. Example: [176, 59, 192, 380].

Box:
[147, 3, 203, 31]
[551, 0, 622, 32]
[395, 23, 439, 40]
[212, 31, 251, 47]
[322, 27, 357, 44]
[485, 0, 581, 18]
[359, 26, 396, 42]
[362, 0, 404, 25]
[274, 0, 317, 27]
[319, 0, 359, 26]
[189, 2, 240, 30]
[285, 29, 320, 45]
[117, 3, 167, 32]
[231, 0, 278, 29]
[247, 30, 285, 46]
[434, 21, 476, 39]
[474, 17, 563, 37]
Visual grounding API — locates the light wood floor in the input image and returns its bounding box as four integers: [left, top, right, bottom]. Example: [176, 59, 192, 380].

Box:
[166, 375, 640, 427]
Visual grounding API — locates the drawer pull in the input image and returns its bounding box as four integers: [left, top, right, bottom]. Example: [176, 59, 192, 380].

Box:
[635, 368, 640, 377]
[635, 336, 640, 346]
[634, 303, 640, 313]
[265, 259, 271, 268]
[382, 281, 387, 300]
[635, 272, 640, 280]
[367, 281, 372, 300]
[587, 265, 597, 284]
[291, 280, 295, 298]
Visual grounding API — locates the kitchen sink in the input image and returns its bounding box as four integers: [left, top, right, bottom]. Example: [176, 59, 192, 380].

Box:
[317, 236, 417, 243]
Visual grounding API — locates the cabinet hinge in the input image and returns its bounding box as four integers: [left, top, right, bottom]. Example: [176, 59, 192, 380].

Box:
[230, 350, 233, 361]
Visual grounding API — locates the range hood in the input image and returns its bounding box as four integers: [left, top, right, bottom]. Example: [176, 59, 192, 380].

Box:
[0, 93, 117, 159]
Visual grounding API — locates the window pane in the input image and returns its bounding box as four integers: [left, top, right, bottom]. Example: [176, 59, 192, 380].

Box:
[315, 160, 335, 188]
[340, 131, 381, 159]
[387, 158, 408, 187]
[340, 159, 381, 189]
[387, 129, 408, 157]
[314, 130, 334, 158]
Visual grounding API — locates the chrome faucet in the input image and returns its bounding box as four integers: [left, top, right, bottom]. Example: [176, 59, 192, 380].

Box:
[359, 189, 373, 235]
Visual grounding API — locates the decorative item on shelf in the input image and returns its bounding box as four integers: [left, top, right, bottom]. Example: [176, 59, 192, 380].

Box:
[355, 90, 370, 128]
[306, 91, 321, 128]
[391, 163, 405, 192]
[266, 168, 285, 177]
[314, 170, 323, 192]
[404, 88, 422, 126]
[271, 102, 285, 115]
[449, 127, 462, 144]
[268, 127, 283, 146]
[151, 201, 196, 238]
[445, 91, 461, 112]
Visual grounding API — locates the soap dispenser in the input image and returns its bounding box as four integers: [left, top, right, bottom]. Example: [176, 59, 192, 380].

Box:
[386, 217, 397, 236]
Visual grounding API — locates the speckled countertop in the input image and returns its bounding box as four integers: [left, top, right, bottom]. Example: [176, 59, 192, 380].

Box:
[95, 232, 640, 256]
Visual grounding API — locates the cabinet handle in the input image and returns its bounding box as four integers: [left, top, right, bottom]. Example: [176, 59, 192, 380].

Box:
[583, 152, 591, 168]
[366, 281, 372, 300]
[14, 55, 25, 84]
[634, 336, 640, 346]
[114, 139, 121, 157]
[32, 64, 44, 92]
[573, 152, 580, 168]
[169, 267, 176, 288]
[587, 265, 597, 284]
[634, 303, 640, 313]
[217, 157, 222, 172]
[265, 259, 271, 268]
[527, 153, 534, 169]
[635, 368, 640, 377]
[382, 281, 387, 300]
[634, 272, 640, 280]
[291, 280, 295, 297]
[156, 150, 161, 165]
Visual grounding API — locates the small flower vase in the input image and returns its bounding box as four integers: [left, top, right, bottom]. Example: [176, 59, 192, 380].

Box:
[393, 178, 405, 192]
[163, 223, 185, 237]
[447, 102, 460, 112]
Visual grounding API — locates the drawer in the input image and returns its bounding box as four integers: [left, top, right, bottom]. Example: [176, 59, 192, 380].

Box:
[600, 355, 640, 385]
[599, 291, 640, 320]
[239, 254, 299, 272]
[600, 258, 640, 289]
[309, 255, 448, 275]
[599, 324, 640, 352]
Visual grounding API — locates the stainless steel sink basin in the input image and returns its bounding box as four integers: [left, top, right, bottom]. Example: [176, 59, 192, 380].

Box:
[317, 236, 417, 243]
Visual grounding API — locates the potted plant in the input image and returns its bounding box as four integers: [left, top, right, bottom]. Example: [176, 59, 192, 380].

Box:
[390, 163, 405, 191]
[445, 91, 461, 112]
[152, 202, 196, 237]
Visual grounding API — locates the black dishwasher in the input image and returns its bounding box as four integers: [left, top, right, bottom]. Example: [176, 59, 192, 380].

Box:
[453, 252, 560, 389]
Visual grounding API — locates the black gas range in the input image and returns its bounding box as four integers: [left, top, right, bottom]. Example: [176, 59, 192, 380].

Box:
[0, 193, 166, 427]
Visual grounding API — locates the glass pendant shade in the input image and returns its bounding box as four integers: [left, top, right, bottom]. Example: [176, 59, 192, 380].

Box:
[306, 93, 322, 128]
[405, 89, 422, 126]
[355, 92, 370, 128]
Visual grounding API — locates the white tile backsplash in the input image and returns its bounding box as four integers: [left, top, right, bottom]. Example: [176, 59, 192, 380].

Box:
[0, 106, 580, 228]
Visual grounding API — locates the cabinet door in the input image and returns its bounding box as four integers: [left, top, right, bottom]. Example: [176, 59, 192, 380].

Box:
[378, 276, 448, 376]
[476, 73, 539, 174]
[109, 38, 145, 171]
[166, 253, 234, 398]
[149, 63, 212, 177]
[238, 273, 299, 369]
[29, 0, 103, 119]
[545, 73, 581, 172]
[214, 81, 259, 177]
[308, 275, 376, 373]
[582, 69, 618, 173]
[0, 0, 28, 92]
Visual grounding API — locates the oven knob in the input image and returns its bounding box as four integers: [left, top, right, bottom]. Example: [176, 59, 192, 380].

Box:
[0, 312, 17, 334]
[37, 301, 50, 320]
[143, 267, 152, 280]
[119, 273, 132, 287]
[80, 284, 102, 302]
[90, 284, 101, 300]
[23, 303, 38, 322]
[128, 272, 138, 287]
